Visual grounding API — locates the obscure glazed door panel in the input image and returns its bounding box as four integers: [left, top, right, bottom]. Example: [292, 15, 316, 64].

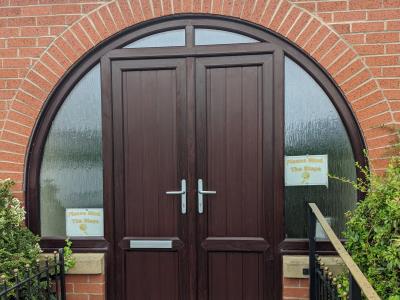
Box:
[111, 58, 188, 300]
[196, 55, 275, 300]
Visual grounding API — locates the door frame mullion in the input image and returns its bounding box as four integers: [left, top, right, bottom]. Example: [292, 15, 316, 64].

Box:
[100, 53, 117, 300]
[272, 48, 285, 300]
[186, 56, 198, 300]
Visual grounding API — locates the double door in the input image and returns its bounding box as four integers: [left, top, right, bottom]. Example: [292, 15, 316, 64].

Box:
[103, 45, 281, 299]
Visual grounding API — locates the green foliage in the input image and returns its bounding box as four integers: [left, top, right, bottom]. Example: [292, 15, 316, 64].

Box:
[0, 179, 75, 297]
[335, 271, 350, 298]
[0, 179, 41, 280]
[63, 239, 76, 271]
[332, 157, 400, 299]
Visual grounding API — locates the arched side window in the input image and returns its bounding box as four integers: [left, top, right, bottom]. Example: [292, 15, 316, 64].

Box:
[40, 64, 102, 237]
[28, 18, 365, 250]
[284, 57, 357, 238]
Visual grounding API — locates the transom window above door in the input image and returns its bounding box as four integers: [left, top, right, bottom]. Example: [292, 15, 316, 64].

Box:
[123, 27, 260, 48]
[194, 28, 259, 45]
[28, 17, 365, 255]
[124, 29, 186, 48]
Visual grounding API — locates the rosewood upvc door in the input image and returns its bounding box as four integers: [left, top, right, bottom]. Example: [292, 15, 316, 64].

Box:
[108, 58, 189, 300]
[196, 55, 275, 300]
[103, 45, 279, 299]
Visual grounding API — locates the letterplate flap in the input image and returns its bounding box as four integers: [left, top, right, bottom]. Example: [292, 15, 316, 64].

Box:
[129, 240, 173, 249]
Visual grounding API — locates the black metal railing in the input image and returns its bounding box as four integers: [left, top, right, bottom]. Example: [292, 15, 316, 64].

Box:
[308, 203, 380, 300]
[0, 249, 66, 300]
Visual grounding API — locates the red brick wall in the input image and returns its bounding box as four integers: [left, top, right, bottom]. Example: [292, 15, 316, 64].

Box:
[1, 0, 399, 299]
[283, 278, 309, 300]
[289, 0, 400, 171]
[65, 274, 105, 300]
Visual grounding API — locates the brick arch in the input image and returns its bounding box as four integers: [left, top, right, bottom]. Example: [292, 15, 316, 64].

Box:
[2, 0, 395, 194]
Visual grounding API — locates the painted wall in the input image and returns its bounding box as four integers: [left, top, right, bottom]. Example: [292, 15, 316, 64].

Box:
[0, 0, 399, 299]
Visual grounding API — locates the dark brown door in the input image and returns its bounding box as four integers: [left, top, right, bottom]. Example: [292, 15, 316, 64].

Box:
[108, 51, 276, 299]
[110, 58, 189, 300]
[196, 55, 275, 300]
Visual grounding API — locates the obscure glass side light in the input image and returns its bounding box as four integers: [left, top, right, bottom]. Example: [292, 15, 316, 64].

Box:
[40, 64, 103, 237]
[284, 57, 357, 238]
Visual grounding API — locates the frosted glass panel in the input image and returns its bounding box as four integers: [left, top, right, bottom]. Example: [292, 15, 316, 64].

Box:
[284, 57, 357, 238]
[195, 28, 258, 45]
[40, 64, 103, 237]
[124, 29, 185, 48]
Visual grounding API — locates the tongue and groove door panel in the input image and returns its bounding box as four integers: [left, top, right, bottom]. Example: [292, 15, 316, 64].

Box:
[196, 55, 275, 300]
[108, 49, 277, 300]
[111, 58, 189, 300]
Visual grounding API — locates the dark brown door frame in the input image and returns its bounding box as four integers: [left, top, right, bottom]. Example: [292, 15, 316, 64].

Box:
[101, 43, 284, 299]
[26, 16, 365, 252]
[24, 15, 366, 300]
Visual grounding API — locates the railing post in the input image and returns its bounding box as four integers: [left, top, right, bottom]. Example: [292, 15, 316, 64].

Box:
[58, 248, 66, 300]
[45, 256, 50, 300]
[349, 274, 362, 300]
[14, 269, 20, 300]
[308, 204, 317, 300]
[0, 275, 7, 300]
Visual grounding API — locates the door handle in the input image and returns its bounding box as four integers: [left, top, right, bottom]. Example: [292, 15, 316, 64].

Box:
[166, 179, 187, 214]
[197, 179, 216, 214]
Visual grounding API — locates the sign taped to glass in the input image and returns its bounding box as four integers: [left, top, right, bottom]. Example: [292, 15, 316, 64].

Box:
[66, 208, 104, 237]
[285, 155, 328, 187]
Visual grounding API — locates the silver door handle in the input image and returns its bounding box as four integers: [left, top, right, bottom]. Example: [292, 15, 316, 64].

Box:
[197, 179, 216, 214]
[166, 179, 187, 214]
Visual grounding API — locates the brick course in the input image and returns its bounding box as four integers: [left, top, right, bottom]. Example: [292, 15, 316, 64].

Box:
[1, 0, 399, 298]
[283, 278, 309, 300]
[65, 274, 105, 300]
